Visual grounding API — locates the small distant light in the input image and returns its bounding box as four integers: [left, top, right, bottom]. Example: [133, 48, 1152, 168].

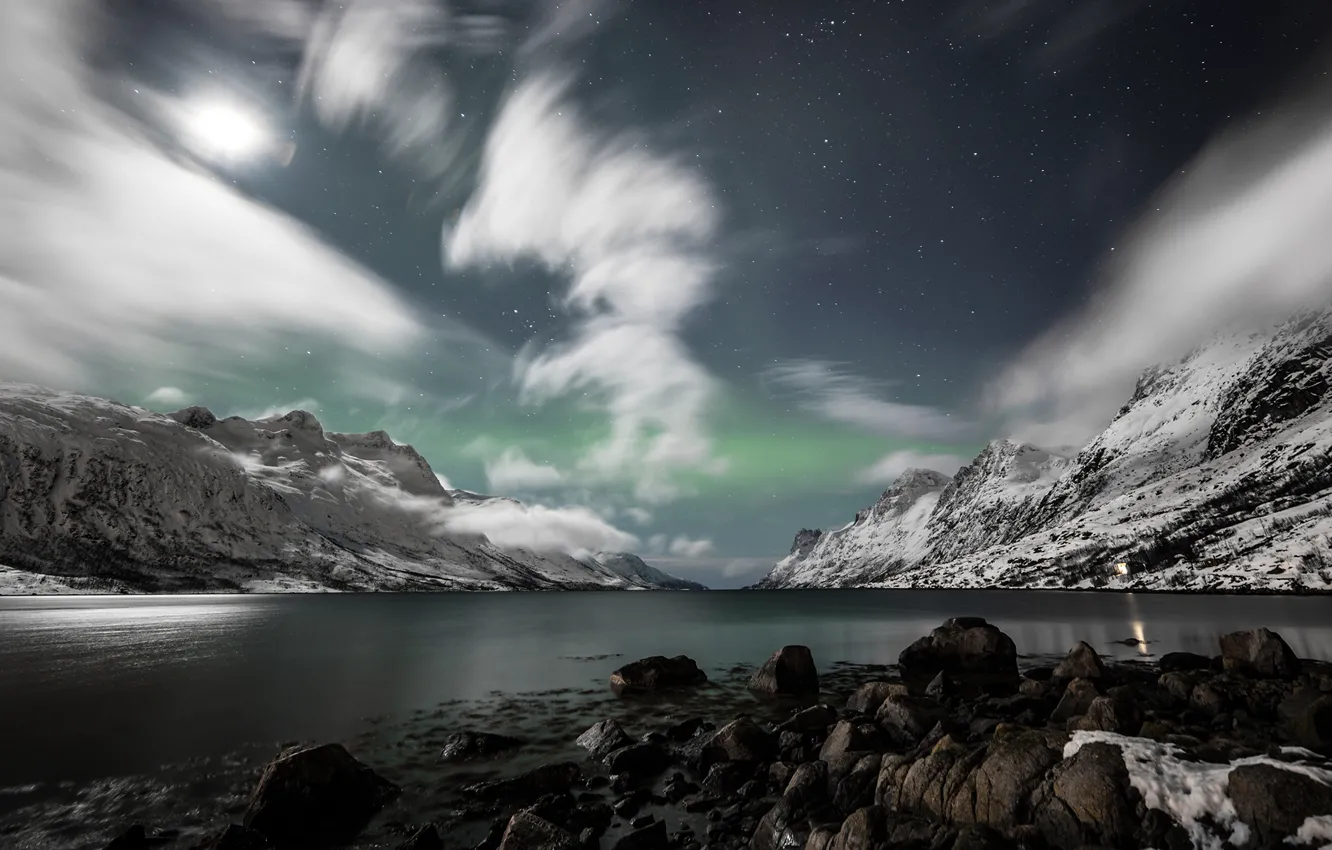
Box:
[1116, 562, 1129, 575]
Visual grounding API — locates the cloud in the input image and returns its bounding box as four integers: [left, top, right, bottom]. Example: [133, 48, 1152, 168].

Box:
[435, 472, 453, 490]
[438, 499, 638, 554]
[621, 507, 653, 526]
[484, 446, 566, 491]
[667, 536, 714, 558]
[990, 79, 1332, 446]
[0, 3, 427, 388]
[229, 398, 321, 421]
[857, 449, 969, 486]
[764, 360, 968, 438]
[145, 386, 189, 407]
[448, 72, 725, 502]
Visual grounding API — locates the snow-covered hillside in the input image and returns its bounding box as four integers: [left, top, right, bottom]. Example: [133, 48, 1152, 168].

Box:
[756, 312, 1332, 592]
[0, 385, 701, 593]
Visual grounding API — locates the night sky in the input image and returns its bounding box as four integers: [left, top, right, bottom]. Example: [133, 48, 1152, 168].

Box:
[4, 0, 1332, 586]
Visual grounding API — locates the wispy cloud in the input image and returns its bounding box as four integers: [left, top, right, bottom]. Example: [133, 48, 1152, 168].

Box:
[764, 360, 967, 438]
[484, 446, 566, 491]
[448, 72, 726, 503]
[991, 80, 1332, 446]
[667, 536, 715, 558]
[0, 3, 426, 388]
[229, 398, 321, 421]
[621, 507, 653, 526]
[856, 449, 968, 486]
[438, 499, 638, 555]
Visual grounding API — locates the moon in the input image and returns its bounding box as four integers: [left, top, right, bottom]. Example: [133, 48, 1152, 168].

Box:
[185, 100, 269, 162]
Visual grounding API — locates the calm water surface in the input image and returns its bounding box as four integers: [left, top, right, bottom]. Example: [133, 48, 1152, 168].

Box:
[3, 589, 1331, 789]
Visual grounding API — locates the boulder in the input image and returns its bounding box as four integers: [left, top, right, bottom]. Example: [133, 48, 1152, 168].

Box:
[440, 731, 523, 761]
[846, 681, 909, 715]
[1030, 743, 1139, 849]
[1158, 651, 1212, 673]
[1052, 642, 1106, 681]
[804, 824, 840, 850]
[1227, 763, 1332, 848]
[898, 618, 1018, 678]
[1050, 678, 1099, 724]
[819, 720, 880, 761]
[706, 717, 776, 765]
[665, 717, 710, 741]
[876, 694, 947, 746]
[193, 825, 272, 850]
[576, 720, 633, 759]
[609, 655, 707, 695]
[832, 755, 882, 815]
[780, 704, 839, 733]
[396, 824, 443, 850]
[1069, 693, 1142, 736]
[1158, 671, 1199, 704]
[242, 743, 400, 846]
[969, 729, 1061, 830]
[604, 742, 671, 777]
[828, 805, 885, 850]
[750, 761, 830, 850]
[1279, 688, 1332, 749]
[462, 763, 582, 804]
[1218, 628, 1301, 679]
[496, 812, 578, 850]
[749, 645, 820, 696]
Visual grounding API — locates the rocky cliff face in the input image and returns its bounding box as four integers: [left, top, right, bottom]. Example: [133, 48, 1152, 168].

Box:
[756, 313, 1332, 592]
[0, 384, 699, 593]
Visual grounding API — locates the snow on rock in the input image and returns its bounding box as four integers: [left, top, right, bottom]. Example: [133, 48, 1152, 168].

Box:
[0, 384, 696, 593]
[756, 312, 1332, 591]
[1064, 731, 1332, 850]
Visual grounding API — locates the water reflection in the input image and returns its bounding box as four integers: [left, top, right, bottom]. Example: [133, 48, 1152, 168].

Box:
[1, 589, 1330, 787]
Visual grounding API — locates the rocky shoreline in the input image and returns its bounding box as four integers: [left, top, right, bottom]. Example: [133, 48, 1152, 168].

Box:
[93, 619, 1332, 850]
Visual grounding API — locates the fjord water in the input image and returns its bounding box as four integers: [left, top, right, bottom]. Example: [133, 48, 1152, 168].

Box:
[2, 589, 1331, 790]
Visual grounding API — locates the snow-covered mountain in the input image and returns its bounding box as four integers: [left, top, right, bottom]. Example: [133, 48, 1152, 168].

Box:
[0, 385, 702, 593]
[756, 311, 1332, 592]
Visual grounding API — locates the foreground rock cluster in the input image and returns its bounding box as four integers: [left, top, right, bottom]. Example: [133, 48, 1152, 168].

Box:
[105, 621, 1332, 850]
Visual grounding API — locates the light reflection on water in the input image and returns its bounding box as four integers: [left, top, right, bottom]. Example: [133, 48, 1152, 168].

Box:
[1, 589, 1330, 788]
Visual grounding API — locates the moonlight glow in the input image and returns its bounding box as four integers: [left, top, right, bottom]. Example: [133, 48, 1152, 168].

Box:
[185, 101, 268, 161]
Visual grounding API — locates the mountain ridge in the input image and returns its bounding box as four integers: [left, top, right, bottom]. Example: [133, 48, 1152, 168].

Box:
[754, 311, 1332, 593]
[0, 384, 703, 593]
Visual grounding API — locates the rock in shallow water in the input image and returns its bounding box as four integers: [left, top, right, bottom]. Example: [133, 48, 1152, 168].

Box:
[440, 731, 523, 761]
[243, 743, 400, 847]
[1052, 641, 1106, 681]
[609, 655, 707, 696]
[1219, 627, 1302, 679]
[898, 618, 1018, 678]
[496, 811, 577, 850]
[748, 645, 820, 696]
[576, 719, 633, 759]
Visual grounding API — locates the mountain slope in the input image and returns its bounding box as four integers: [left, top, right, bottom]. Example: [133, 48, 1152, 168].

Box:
[756, 312, 1332, 592]
[0, 384, 700, 593]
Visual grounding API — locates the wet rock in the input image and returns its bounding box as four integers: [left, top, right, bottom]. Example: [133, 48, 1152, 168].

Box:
[749, 645, 820, 696]
[750, 761, 830, 850]
[1030, 742, 1139, 849]
[1050, 678, 1099, 724]
[883, 741, 986, 823]
[1069, 692, 1142, 736]
[567, 802, 613, 836]
[780, 704, 839, 733]
[804, 824, 841, 850]
[1052, 642, 1106, 681]
[1228, 763, 1332, 848]
[396, 824, 443, 850]
[665, 717, 711, 742]
[1017, 679, 1050, 699]
[193, 825, 272, 850]
[876, 694, 947, 747]
[1219, 628, 1301, 679]
[828, 805, 885, 850]
[605, 742, 671, 777]
[1159, 652, 1212, 673]
[610, 656, 708, 696]
[442, 731, 524, 761]
[1158, 671, 1199, 704]
[1279, 688, 1332, 749]
[898, 618, 1018, 678]
[702, 761, 754, 796]
[845, 681, 909, 715]
[497, 812, 578, 850]
[925, 671, 958, 699]
[769, 761, 796, 790]
[463, 763, 582, 804]
[832, 754, 882, 815]
[577, 720, 634, 759]
[1190, 682, 1228, 717]
[105, 825, 149, 850]
[705, 717, 776, 765]
[681, 793, 722, 813]
[819, 720, 881, 761]
[243, 743, 400, 846]
[611, 818, 668, 850]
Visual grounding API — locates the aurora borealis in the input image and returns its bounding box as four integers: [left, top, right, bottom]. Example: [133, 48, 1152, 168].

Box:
[4, 1, 1332, 585]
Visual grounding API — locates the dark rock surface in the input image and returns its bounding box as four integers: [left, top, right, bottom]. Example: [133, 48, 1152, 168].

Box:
[1219, 627, 1302, 679]
[242, 743, 400, 846]
[898, 618, 1018, 678]
[440, 731, 524, 762]
[748, 645, 820, 696]
[609, 656, 708, 696]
